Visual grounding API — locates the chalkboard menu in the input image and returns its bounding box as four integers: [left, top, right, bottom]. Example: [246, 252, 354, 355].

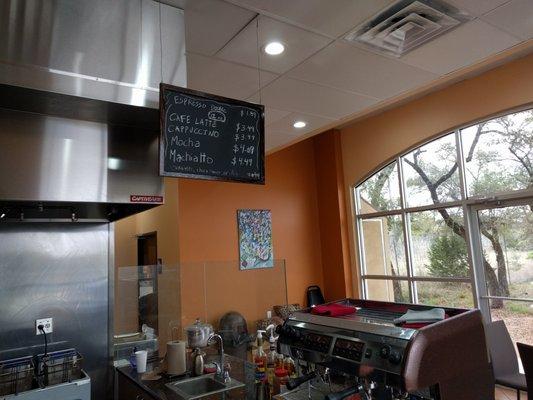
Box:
[159, 84, 265, 184]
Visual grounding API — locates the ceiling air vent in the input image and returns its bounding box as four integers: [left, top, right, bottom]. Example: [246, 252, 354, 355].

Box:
[344, 0, 472, 57]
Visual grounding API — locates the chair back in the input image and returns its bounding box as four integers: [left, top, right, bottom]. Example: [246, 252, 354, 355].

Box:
[517, 342, 533, 398]
[485, 320, 519, 377]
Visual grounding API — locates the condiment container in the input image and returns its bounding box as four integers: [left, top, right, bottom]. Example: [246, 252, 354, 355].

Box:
[273, 368, 289, 395]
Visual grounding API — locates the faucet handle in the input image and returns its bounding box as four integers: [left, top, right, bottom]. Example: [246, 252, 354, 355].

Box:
[221, 363, 231, 383]
[212, 361, 231, 384]
[223, 362, 231, 373]
[222, 369, 231, 383]
[212, 361, 222, 374]
[212, 362, 230, 373]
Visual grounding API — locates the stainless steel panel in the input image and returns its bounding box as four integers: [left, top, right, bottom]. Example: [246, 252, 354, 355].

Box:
[0, 108, 162, 206]
[0, 61, 161, 108]
[143, 1, 187, 89]
[0, 0, 141, 84]
[107, 121, 162, 204]
[0, 223, 110, 400]
[0, 0, 186, 107]
[0, 109, 108, 202]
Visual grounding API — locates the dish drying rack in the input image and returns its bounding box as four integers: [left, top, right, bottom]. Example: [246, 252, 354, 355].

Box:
[0, 356, 35, 396]
[37, 349, 83, 388]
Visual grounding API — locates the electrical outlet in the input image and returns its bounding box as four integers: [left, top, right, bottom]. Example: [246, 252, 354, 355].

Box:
[36, 318, 53, 335]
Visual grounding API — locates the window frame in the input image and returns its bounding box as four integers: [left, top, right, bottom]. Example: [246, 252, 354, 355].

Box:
[353, 105, 533, 317]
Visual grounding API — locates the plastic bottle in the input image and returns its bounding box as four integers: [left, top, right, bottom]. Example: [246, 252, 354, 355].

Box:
[254, 330, 267, 383]
[283, 356, 296, 378]
[273, 368, 289, 395]
[275, 352, 285, 369]
[265, 324, 279, 391]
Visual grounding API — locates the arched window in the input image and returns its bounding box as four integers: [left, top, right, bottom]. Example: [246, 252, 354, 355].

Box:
[354, 108, 532, 346]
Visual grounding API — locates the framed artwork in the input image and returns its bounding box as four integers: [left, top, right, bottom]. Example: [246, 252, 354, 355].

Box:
[237, 209, 274, 270]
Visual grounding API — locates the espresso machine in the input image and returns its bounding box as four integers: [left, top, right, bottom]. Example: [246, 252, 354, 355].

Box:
[277, 299, 494, 400]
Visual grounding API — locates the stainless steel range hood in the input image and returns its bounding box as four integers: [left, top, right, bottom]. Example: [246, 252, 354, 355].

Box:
[0, 84, 164, 222]
[0, 0, 187, 222]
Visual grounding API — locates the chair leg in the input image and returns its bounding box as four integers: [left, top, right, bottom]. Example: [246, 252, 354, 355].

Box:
[516, 389, 520, 400]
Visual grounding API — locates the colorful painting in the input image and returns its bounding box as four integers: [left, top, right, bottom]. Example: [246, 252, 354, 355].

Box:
[237, 209, 274, 270]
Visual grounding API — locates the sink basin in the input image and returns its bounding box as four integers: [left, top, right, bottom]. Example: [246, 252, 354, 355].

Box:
[166, 374, 245, 399]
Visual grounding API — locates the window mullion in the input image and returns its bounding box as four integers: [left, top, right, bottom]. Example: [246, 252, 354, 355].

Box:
[467, 207, 490, 320]
[455, 129, 468, 201]
[455, 129, 479, 310]
[354, 184, 368, 299]
[354, 186, 361, 215]
[397, 155, 417, 303]
[356, 216, 368, 299]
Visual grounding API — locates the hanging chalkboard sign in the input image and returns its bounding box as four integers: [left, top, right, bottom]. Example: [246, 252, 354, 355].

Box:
[159, 84, 265, 184]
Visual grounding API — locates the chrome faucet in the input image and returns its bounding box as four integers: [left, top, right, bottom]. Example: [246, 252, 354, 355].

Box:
[208, 333, 230, 384]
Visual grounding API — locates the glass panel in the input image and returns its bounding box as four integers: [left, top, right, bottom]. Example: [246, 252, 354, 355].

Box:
[490, 300, 533, 347]
[361, 215, 407, 276]
[462, 109, 533, 197]
[477, 205, 532, 303]
[409, 207, 469, 277]
[416, 281, 474, 308]
[180, 260, 288, 336]
[357, 162, 401, 213]
[365, 279, 410, 303]
[114, 264, 180, 361]
[402, 133, 461, 207]
[203, 260, 288, 333]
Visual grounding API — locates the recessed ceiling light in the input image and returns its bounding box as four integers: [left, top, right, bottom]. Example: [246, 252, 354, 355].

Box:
[293, 121, 306, 128]
[264, 41, 285, 55]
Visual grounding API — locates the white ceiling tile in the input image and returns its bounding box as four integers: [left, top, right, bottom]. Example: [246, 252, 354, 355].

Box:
[265, 131, 293, 151]
[186, 53, 277, 100]
[255, 77, 377, 119]
[289, 41, 438, 100]
[183, 0, 256, 56]
[216, 15, 331, 74]
[401, 19, 520, 75]
[264, 107, 291, 125]
[482, 0, 533, 40]
[227, 0, 395, 38]
[445, 0, 511, 16]
[267, 112, 335, 136]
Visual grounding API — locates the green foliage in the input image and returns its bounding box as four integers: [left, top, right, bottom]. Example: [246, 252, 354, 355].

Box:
[417, 282, 473, 308]
[427, 234, 469, 277]
[506, 302, 533, 316]
[359, 163, 399, 211]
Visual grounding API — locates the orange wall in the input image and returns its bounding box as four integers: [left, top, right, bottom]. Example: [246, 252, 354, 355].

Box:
[313, 130, 352, 301]
[340, 52, 533, 295]
[114, 178, 180, 345]
[177, 138, 325, 326]
[115, 134, 348, 335]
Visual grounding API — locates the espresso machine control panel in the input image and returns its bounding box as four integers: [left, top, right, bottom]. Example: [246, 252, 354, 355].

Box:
[332, 338, 365, 362]
[278, 321, 410, 376]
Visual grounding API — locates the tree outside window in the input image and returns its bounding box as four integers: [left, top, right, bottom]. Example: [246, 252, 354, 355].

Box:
[355, 109, 532, 346]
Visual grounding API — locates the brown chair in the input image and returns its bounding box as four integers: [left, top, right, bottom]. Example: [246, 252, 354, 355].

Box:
[517, 342, 532, 399]
[485, 320, 527, 400]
